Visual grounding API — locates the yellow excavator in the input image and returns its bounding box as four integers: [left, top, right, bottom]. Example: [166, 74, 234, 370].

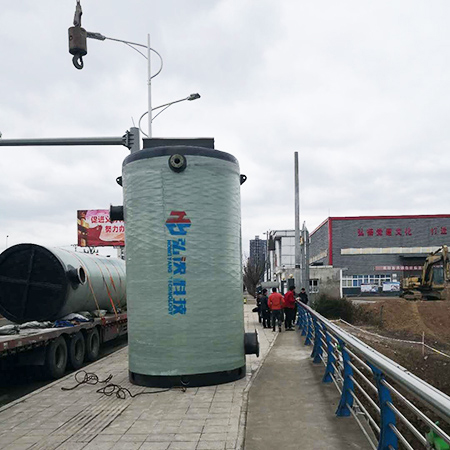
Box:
[401, 245, 450, 300]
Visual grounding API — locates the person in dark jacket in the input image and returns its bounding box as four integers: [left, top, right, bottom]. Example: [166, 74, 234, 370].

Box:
[299, 287, 309, 305]
[256, 292, 263, 323]
[260, 289, 271, 328]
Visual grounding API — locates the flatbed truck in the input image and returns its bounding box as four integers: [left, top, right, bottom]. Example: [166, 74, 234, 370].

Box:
[0, 313, 127, 379]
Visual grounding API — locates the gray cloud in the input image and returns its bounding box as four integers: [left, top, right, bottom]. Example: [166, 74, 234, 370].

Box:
[1, 1, 450, 255]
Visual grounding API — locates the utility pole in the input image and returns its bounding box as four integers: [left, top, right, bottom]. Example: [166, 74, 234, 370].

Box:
[294, 152, 301, 290]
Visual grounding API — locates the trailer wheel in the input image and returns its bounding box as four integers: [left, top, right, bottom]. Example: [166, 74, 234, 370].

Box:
[68, 332, 86, 370]
[85, 328, 100, 362]
[44, 336, 68, 379]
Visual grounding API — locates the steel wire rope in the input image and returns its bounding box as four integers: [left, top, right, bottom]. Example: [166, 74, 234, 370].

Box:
[92, 259, 119, 319]
[102, 262, 123, 311]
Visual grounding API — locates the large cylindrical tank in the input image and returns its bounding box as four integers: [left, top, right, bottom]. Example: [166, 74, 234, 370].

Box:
[0, 244, 126, 323]
[123, 144, 245, 387]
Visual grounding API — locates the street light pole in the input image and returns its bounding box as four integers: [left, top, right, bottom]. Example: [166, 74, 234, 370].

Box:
[84, 31, 159, 138]
[81, 32, 199, 138]
[147, 34, 152, 138]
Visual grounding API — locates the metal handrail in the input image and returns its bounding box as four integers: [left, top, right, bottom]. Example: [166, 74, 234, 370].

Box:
[297, 301, 450, 450]
[301, 303, 450, 417]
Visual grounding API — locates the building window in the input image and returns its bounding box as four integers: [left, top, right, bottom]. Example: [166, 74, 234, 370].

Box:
[309, 279, 319, 293]
[342, 274, 391, 288]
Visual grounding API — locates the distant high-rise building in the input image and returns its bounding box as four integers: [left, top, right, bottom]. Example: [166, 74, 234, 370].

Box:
[249, 235, 267, 265]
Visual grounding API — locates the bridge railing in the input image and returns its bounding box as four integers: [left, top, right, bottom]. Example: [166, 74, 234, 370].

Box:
[296, 302, 450, 450]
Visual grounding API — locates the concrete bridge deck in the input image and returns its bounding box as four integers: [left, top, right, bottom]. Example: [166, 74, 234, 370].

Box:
[0, 304, 371, 450]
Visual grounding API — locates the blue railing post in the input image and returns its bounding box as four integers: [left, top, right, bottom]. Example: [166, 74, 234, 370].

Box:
[300, 307, 307, 336]
[322, 326, 335, 383]
[311, 317, 323, 363]
[369, 364, 398, 450]
[297, 306, 306, 332]
[335, 339, 355, 417]
[304, 311, 313, 346]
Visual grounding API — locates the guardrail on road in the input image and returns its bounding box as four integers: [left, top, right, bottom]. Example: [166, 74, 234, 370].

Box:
[296, 302, 450, 450]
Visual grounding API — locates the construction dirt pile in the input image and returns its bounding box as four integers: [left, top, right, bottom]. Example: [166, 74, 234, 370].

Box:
[340, 298, 450, 396]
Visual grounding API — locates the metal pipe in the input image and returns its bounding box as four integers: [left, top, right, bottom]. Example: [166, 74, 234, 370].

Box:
[0, 129, 140, 152]
[349, 389, 381, 433]
[347, 403, 379, 450]
[346, 347, 374, 374]
[349, 362, 378, 394]
[382, 379, 450, 444]
[388, 424, 415, 450]
[351, 375, 381, 414]
[0, 137, 125, 146]
[387, 401, 428, 447]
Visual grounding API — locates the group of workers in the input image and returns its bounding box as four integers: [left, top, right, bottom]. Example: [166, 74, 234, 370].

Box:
[256, 286, 309, 332]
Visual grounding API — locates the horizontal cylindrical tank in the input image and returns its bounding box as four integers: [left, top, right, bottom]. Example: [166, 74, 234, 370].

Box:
[123, 144, 246, 387]
[0, 244, 126, 323]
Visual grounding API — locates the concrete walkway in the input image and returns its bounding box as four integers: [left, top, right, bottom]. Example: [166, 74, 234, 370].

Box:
[244, 328, 372, 450]
[0, 305, 276, 450]
[0, 303, 372, 450]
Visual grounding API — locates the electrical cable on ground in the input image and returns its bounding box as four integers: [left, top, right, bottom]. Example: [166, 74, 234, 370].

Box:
[61, 370, 182, 398]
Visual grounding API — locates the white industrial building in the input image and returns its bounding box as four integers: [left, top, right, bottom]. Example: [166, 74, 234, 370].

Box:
[266, 229, 342, 299]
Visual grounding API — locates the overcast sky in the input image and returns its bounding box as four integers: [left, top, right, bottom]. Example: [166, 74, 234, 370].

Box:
[1, 1, 450, 256]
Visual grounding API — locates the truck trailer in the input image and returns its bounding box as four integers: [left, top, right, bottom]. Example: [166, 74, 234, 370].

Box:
[0, 313, 127, 378]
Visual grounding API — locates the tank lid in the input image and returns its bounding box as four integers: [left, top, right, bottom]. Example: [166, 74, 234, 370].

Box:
[143, 138, 215, 149]
[123, 145, 238, 167]
[0, 244, 68, 323]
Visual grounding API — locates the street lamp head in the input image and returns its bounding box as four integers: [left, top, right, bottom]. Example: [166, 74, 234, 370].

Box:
[187, 93, 201, 101]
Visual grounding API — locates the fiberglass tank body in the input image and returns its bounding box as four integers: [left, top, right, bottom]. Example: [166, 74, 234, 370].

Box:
[0, 244, 126, 323]
[123, 142, 246, 387]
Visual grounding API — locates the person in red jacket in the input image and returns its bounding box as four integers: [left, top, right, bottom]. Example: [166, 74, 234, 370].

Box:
[283, 285, 296, 331]
[268, 287, 285, 332]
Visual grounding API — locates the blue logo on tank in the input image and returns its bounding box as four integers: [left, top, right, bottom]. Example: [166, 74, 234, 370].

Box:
[166, 211, 191, 315]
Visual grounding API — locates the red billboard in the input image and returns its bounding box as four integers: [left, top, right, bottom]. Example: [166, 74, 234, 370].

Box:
[77, 210, 125, 247]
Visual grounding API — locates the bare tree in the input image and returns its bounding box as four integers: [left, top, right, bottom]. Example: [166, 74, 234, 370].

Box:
[243, 257, 266, 298]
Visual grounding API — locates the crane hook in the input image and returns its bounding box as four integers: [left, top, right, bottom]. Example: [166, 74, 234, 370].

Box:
[72, 54, 84, 70]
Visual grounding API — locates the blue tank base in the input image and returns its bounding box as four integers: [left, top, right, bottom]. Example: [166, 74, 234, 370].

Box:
[129, 365, 246, 388]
